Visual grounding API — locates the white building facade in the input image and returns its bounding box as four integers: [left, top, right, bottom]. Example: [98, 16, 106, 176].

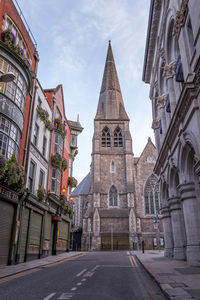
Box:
[26, 80, 52, 196]
[143, 0, 200, 265]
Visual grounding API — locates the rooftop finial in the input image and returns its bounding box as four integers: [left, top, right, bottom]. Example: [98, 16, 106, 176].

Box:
[109, 40, 111, 44]
[77, 114, 79, 122]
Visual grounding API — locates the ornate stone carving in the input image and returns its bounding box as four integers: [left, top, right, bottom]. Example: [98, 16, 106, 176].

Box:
[156, 94, 167, 108]
[172, 0, 189, 37]
[163, 61, 176, 79]
[152, 118, 161, 130]
[160, 48, 166, 64]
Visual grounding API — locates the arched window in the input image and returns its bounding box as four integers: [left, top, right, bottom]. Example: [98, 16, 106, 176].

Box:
[102, 127, 111, 147]
[144, 174, 160, 215]
[109, 186, 118, 206]
[111, 161, 115, 173]
[113, 127, 123, 147]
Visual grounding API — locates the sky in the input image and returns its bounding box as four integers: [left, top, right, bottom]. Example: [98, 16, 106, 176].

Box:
[17, 0, 153, 184]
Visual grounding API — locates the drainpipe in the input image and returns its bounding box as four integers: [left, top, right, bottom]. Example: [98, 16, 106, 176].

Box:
[23, 52, 39, 169]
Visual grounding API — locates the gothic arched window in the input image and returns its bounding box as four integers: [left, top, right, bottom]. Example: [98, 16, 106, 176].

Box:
[109, 186, 118, 206]
[144, 174, 160, 215]
[102, 126, 111, 147]
[113, 127, 123, 147]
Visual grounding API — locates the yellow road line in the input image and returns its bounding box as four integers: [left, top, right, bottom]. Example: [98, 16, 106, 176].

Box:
[0, 253, 85, 284]
[132, 255, 138, 267]
[129, 256, 134, 267]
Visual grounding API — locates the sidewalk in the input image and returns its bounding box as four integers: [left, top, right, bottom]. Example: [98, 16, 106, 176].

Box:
[134, 250, 200, 300]
[0, 252, 83, 280]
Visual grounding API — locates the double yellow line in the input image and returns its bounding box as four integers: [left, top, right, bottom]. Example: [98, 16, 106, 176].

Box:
[129, 255, 138, 267]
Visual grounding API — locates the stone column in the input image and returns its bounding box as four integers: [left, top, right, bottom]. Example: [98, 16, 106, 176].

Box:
[163, 60, 177, 114]
[160, 205, 174, 257]
[178, 182, 200, 266]
[152, 119, 161, 153]
[168, 197, 186, 260]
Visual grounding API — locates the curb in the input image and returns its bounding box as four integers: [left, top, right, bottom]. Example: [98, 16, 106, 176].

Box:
[0, 253, 84, 281]
[134, 255, 193, 300]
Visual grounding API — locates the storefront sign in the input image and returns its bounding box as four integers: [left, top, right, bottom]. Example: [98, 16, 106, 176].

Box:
[0, 186, 19, 202]
[52, 215, 62, 222]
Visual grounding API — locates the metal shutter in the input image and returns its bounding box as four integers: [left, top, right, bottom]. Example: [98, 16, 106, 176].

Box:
[29, 212, 42, 255]
[0, 200, 14, 266]
[18, 207, 30, 263]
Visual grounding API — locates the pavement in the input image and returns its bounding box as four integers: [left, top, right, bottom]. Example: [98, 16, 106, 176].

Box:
[134, 250, 200, 300]
[0, 252, 83, 280]
[0, 250, 200, 299]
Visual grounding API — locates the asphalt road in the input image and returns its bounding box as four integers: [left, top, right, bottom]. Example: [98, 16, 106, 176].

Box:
[0, 251, 167, 300]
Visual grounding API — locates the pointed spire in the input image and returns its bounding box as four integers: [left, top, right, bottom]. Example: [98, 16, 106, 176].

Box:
[95, 41, 129, 120]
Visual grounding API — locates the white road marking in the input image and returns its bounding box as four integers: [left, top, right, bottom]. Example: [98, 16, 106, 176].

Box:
[91, 265, 99, 271]
[81, 278, 86, 282]
[77, 282, 82, 286]
[71, 287, 77, 291]
[58, 293, 73, 299]
[83, 271, 94, 277]
[43, 293, 56, 300]
[76, 268, 87, 277]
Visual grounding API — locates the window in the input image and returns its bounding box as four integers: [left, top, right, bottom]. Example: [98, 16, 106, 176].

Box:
[33, 123, 39, 146]
[37, 97, 42, 108]
[51, 168, 61, 195]
[186, 16, 195, 55]
[0, 116, 20, 158]
[111, 161, 115, 173]
[0, 57, 27, 111]
[109, 186, 118, 206]
[113, 127, 123, 147]
[39, 169, 44, 187]
[42, 136, 47, 157]
[28, 161, 35, 193]
[54, 133, 63, 155]
[3, 16, 32, 65]
[56, 108, 61, 120]
[102, 127, 111, 147]
[70, 135, 77, 147]
[144, 174, 160, 215]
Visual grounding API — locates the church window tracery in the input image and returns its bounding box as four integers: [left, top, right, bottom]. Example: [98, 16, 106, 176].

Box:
[144, 174, 160, 215]
[109, 185, 118, 206]
[102, 126, 111, 147]
[113, 127, 123, 147]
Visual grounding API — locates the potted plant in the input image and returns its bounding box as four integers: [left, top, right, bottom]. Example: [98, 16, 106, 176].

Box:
[37, 185, 45, 202]
[51, 152, 62, 169]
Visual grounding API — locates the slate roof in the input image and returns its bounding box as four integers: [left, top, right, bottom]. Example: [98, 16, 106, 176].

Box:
[95, 41, 129, 121]
[72, 173, 91, 196]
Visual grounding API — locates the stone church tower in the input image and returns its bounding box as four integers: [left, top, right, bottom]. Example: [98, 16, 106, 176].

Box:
[83, 41, 136, 250]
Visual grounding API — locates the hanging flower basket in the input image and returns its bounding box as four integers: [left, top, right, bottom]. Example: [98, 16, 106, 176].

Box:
[68, 176, 78, 188]
[61, 158, 68, 171]
[0, 153, 26, 194]
[37, 107, 53, 131]
[60, 195, 73, 217]
[1, 28, 16, 45]
[51, 152, 62, 169]
[54, 118, 67, 138]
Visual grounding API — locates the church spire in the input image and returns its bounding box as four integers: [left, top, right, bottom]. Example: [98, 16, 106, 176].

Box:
[95, 41, 129, 120]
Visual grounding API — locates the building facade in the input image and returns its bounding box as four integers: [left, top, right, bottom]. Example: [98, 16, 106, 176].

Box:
[0, 0, 82, 265]
[143, 0, 200, 265]
[73, 42, 163, 251]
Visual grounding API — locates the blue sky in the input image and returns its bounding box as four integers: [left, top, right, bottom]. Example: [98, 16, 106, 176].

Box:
[17, 0, 153, 183]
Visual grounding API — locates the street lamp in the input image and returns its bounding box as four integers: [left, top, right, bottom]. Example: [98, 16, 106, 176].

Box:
[0, 72, 16, 83]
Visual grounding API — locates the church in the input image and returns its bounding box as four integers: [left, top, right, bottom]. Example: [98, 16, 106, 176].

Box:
[72, 42, 163, 251]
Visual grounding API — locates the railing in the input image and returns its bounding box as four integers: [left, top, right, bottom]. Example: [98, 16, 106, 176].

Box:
[13, 0, 37, 48]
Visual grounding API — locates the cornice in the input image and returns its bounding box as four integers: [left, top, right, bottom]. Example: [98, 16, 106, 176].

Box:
[142, 0, 162, 83]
